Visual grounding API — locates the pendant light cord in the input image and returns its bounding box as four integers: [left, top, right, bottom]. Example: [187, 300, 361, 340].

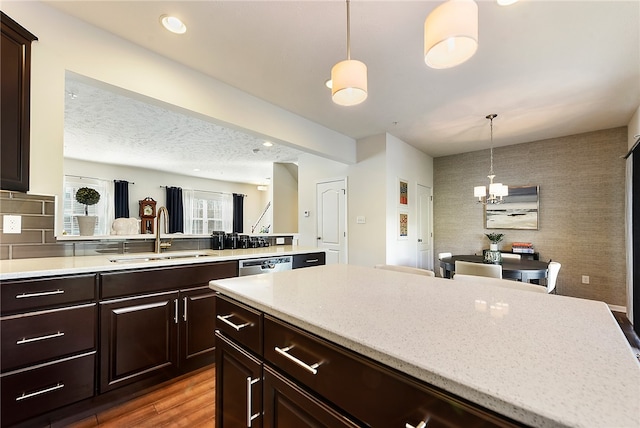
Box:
[346, 0, 351, 60]
[487, 113, 497, 177]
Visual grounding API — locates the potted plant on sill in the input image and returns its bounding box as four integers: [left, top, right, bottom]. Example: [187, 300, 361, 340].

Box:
[484, 233, 504, 264]
[75, 187, 100, 236]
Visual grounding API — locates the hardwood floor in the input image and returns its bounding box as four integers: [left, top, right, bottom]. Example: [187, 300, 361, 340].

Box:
[66, 366, 215, 428]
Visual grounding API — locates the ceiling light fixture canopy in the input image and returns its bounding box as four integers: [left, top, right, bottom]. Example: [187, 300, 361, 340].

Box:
[331, 0, 367, 106]
[424, 0, 478, 69]
[160, 15, 187, 34]
[474, 114, 508, 204]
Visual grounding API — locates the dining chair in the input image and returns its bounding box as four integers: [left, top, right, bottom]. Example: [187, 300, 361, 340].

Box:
[454, 261, 502, 278]
[547, 261, 561, 294]
[453, 274, 546, 293]
[500, 253, 521, 260]
[374, 264, 436, 277]
[438, 252, 452, 277]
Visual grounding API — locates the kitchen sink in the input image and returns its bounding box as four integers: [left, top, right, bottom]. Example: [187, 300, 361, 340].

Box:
[109, 251, 214, 263]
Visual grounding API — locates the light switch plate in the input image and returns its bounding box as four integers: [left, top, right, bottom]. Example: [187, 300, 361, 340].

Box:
[276, 237, 285, 245]
[356, 216, 366, 224]
[3, 215, 22, 234]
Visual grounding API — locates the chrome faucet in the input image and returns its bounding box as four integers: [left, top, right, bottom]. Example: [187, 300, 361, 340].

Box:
[155, 206, 171, 253]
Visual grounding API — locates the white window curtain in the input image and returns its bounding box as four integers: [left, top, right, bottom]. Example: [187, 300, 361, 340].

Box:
[63, 176, 113, 235]
[183, 189, 233, 235]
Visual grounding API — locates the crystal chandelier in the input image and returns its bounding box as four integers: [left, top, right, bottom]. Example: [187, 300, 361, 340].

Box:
[474, 114, 508, 204]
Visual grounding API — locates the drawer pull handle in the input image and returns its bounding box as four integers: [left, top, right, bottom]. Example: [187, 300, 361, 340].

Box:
[16, 382, 64, 401]
[305, 259, 319, 263]
[275, 346, 321, 375]
[406, 417, 430, 428]
[16, 289, 64, 299]
[246, 376, 261, 427]
[17, 331, 64, 345]
[217, 314, 252, 331]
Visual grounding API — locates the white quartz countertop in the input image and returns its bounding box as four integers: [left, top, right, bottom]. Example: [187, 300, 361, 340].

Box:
[0, 246, 317, 280]
[209, 264, 640, 428]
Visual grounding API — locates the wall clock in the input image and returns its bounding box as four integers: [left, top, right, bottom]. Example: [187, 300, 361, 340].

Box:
[139, 197, 156, 234]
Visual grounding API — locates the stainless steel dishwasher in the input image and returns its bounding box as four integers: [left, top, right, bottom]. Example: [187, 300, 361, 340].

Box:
[238, 256, 293, 276]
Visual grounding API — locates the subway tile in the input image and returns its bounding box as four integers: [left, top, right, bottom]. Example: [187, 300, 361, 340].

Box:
[44, 201, 55, 215]
[74, 241, 122, 256]
[0, 245, 9, 260]
[0, 231, 43, 244]
[44, 230, 57, 243]
[0, 200, 43, 215]
[19, 215, 55, 230]
[12, 244, 74, 259]
[124, 240, 155, 253]
[0, 191, 54, 202]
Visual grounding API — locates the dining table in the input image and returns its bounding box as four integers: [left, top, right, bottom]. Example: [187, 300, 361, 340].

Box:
[440, 254, 549, 283]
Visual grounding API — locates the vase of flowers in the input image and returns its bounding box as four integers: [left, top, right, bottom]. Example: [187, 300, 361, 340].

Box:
[75, 187, 100, 236]
[484, 233, 504, 264]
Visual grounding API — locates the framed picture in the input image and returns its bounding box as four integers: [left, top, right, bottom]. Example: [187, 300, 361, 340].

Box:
[485, 185, 539, 230]
[399, 179, 408, 205]
[398, 210, 408, 239]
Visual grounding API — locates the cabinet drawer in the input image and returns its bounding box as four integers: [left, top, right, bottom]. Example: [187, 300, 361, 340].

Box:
[1, 303, 96, 372]
[216, 294, 262, 356]
[1, 274, 96, 315]
[264, 315, 516, 428]
[292, 252, 326, 269]
[0, 352, 95, 427]
[101, 261, 237, 299]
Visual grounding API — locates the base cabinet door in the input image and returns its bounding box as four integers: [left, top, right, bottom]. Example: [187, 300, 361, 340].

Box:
[263, 366, 360, 428]
[100, 291, 179, 393]
[180, 288, 216, 371]
[215, 332, 262, 428]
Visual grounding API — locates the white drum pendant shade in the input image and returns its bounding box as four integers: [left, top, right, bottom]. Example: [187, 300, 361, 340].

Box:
[331, 59, 368, 106]
[424, 0, 478, 69]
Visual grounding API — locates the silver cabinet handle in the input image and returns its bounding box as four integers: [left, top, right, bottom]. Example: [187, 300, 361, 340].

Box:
[275, 345, 321, 375]
[305, 259, 319, 263]
[16, 289, 64, 299]
[16, 382, 64, 401]
[183, 297, 188, 322]
[246, 376, 260, 427]
[406, 417, 430, 428]
[174, 299, 179, 324]
[17, 331, 64, 345]
[216, 314, 252, 331]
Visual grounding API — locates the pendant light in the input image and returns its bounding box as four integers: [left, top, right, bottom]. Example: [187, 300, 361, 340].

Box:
[424, 0, 478, 69]
[474, 114, 508, 204]
[331, 0, 367, 106]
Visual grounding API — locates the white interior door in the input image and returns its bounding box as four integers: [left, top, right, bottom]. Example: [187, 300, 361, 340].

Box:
[316, 179, 347, 264]
[417, 184, 432, 270]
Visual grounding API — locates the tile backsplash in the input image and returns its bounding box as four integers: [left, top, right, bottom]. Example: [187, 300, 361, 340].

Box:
[0, 190, 291, 260]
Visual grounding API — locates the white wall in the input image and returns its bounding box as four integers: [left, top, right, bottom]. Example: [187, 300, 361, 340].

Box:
[2, 1, 355, 233]
[272, 163, 298, 233]
[629, 105, 640, 149]
[65, 159, 263, 234]
[385, 134, 434, 267]
[347, 135, 386, 267]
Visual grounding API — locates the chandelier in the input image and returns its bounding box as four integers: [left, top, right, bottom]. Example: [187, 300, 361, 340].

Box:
[474, 114, 508, 204]
[331, 0, 368, 106]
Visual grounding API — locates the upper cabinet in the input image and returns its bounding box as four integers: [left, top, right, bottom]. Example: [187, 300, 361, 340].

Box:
[1, 12, 37, 192]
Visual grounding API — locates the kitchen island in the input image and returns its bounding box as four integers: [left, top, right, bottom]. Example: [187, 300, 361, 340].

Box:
[210, 264, 640, 428]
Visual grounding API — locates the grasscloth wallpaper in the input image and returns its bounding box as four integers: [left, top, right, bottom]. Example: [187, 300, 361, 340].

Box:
[434, 127, 627, 305]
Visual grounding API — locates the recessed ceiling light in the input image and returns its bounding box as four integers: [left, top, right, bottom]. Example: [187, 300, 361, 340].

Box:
[263, 141, 273, 147]
[160, 15, 187, 34]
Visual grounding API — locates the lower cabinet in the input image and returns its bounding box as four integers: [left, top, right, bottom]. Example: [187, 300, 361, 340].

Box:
[263, 366, 360, 428]
[100, 291, 179, 393]
[215, 332, 263, 428]
[180, 287, 217, 371]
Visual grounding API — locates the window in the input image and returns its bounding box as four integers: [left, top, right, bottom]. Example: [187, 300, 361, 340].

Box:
[63, 176, 112, 235]
[184, 190, 232, 235]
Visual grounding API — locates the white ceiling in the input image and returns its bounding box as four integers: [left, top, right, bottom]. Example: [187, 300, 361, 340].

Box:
[53, 0, 640, 182]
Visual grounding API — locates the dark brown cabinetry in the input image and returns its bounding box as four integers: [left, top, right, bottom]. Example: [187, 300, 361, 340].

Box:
[1, 12, 37, 192]
[292, 252, 326, 269]
[100, 261, 236, 393]
[216, 295, 519, 428]
[0, 274, 97, 427]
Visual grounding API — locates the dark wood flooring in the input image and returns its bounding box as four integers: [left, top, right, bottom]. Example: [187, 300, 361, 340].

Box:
[65, 366, 215, 428]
